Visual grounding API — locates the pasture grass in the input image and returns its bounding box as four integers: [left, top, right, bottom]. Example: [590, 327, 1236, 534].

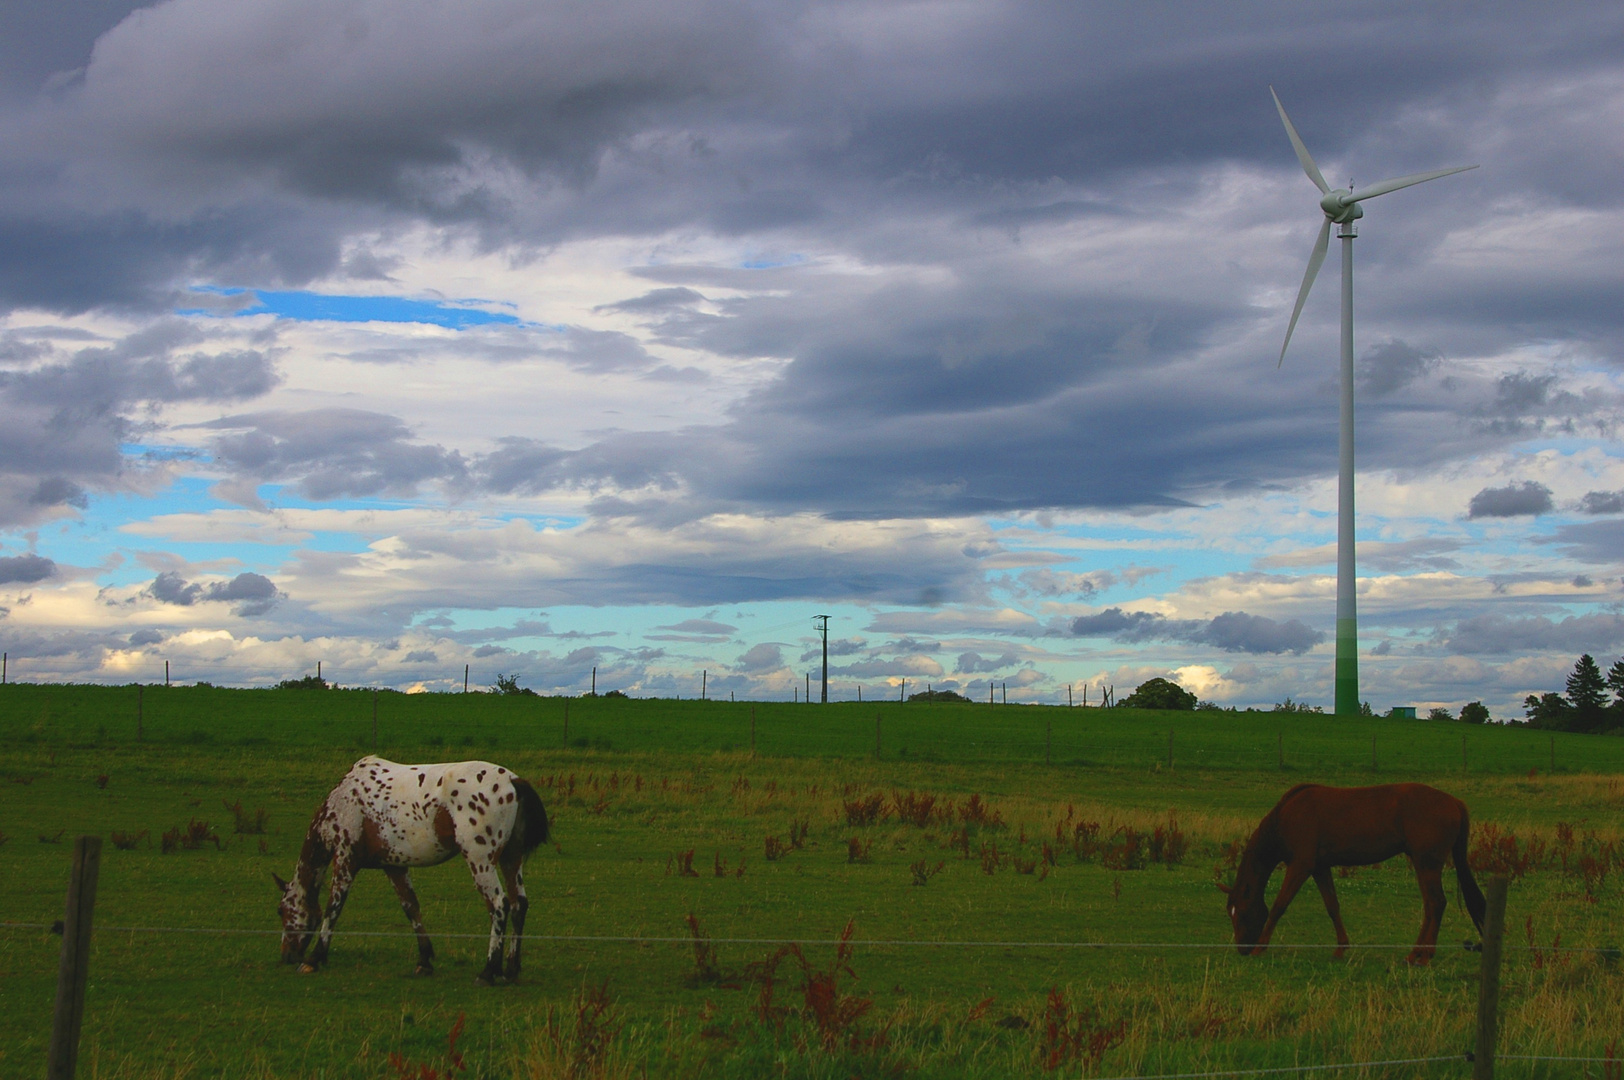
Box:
[1, 684, 1622, 1078]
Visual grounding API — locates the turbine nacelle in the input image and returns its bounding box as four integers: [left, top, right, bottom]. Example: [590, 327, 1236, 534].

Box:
[1318, 190, 1363, 224]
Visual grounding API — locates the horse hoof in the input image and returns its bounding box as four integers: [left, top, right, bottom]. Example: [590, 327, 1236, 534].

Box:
[297, 963, 318, 974]
[414, 965, 434, 977]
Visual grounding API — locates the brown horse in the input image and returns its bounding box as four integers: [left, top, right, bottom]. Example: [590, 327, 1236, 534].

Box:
[1218, 783, 1486, 965]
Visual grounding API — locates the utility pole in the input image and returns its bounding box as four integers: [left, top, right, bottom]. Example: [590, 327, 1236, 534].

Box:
[814, 614, 830, 704]
[591, 666, 596, 696]
[702, 670, 707, 700]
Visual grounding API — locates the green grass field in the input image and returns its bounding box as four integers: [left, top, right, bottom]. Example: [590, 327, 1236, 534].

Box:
[2, 684, 1622, 1079]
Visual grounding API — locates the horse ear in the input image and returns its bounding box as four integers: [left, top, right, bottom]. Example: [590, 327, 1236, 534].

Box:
[272, 872, 288, 893]
[1214, 881, 1232, 894]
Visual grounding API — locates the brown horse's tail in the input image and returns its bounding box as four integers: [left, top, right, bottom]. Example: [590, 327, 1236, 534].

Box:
[512, 778, 552, 855]
[1454, 807, 1487, 934]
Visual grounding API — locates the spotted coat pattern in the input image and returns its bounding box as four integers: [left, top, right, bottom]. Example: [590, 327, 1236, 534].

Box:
[277, 756, 548, 984]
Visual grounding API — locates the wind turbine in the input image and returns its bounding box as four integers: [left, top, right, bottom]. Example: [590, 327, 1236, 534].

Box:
[1271, 87, 1475, 717]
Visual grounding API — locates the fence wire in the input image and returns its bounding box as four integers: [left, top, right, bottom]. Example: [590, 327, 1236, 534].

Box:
[0, 921, 1498, 949]
[1096, 1057, 1462, 1080]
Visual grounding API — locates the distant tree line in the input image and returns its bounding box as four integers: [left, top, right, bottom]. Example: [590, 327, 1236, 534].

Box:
[1523, 653, 1624, 734]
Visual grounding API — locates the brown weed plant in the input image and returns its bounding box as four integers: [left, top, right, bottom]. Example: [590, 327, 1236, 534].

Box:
[1039, 987, 1127, 1072]
[110, 829, 149, 851]
[910, 859, 945, 886]
[388, 1012, 466, 1080]
[843, 793, 886, 826]
[161, 818, 222, 853]
[523, 982, 627, 1080]
[846, 837, 872, 864]
[222, 799, 269, 834]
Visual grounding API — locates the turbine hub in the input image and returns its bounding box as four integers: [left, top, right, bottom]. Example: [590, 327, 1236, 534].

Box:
[1318, 189, 1363, 223]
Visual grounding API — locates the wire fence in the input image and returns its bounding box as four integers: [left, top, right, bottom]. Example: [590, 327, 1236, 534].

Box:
[8, 913, 1618, 1077]
[3, 920, 1616, 957]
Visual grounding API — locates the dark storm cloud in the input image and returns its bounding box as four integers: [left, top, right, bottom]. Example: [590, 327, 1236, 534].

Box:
[1444, 612, 1624, 655]
[205, 409, 465, 501]
[595, 288, 706, 315]
[799, 637, 865, 662]
[1578, 491, 1624, 515]
[734, 643, 783, 673]
[146, 570, 283, 615]
[1070, 607, 1323, 655]
[0, 3, 1619, 530]
[1536, 519, 1624, 564]
[0, 553, 57, 584]
[956, 651, 1018, 674]
[1467, 481, 1554, 519]
[0, 321, 279, 524]
[206, 572, 280, 615]
[1357, 341, 1438, 398]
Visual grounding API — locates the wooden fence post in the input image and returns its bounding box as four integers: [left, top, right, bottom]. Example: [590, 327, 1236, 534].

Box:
[48, 836, 102, 1080]
[1473, 876, 1510, 1080]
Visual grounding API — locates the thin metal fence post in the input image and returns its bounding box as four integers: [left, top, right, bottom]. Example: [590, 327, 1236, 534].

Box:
[48, 836, 102, 1080]
[1473, 876, 1509, 1080]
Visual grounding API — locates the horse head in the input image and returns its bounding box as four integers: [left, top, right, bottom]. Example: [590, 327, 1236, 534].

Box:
[274, 871, 319, 964]
[1217, 868, 1268, 955]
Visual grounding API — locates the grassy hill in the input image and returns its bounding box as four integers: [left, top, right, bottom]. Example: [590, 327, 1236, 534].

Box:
[0, 684, 1620, 1078]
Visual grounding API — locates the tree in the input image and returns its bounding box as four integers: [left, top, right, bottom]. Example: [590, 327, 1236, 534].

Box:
[492, 673, 536, 696]
[1119, 677, 1196, 711]
[1426, 707, 1453, 721]
[1608, 657, 1624, 703]
[1459, 701, 1490, 724]
[1566, 654, 1609, 732]
[276, 674, 328, 690]
[1524, 692, 1573, 730]
[909, 689, 969, 703]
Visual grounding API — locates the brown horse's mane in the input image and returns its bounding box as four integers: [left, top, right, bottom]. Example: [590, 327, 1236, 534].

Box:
[1233, 784, 1319, 897]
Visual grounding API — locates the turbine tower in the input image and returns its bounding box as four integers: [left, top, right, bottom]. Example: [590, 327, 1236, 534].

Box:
[1271, 87, 1475, 717]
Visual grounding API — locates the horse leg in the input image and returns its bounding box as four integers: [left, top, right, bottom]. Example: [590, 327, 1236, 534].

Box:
[385, 867, 434, 976]
[1256, 860, 1313, 955]
[499, 858, 528, 981]
[1312, 868, 1351, 959]
[302, 858, 357, 972]
[1409, 861, 1448, 966]
[463, 853, 508, 986]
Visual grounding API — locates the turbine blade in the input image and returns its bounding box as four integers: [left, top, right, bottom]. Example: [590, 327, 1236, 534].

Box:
[1279, 218, 1332, 366]
[1271, 86, 1330, 194]
[1348, 164, 1478, 203]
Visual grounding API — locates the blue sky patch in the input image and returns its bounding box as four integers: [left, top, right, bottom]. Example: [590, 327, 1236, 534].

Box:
[184, 288, 521, 329]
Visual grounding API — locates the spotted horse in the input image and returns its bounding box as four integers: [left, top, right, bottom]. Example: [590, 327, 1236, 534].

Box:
[275, 755, 551, 984]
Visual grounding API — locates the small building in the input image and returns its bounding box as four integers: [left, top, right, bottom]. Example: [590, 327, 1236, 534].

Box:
[1389, 706, 1417, 720]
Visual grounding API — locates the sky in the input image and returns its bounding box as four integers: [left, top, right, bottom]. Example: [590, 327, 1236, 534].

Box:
[2, 1, 1623, 716]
